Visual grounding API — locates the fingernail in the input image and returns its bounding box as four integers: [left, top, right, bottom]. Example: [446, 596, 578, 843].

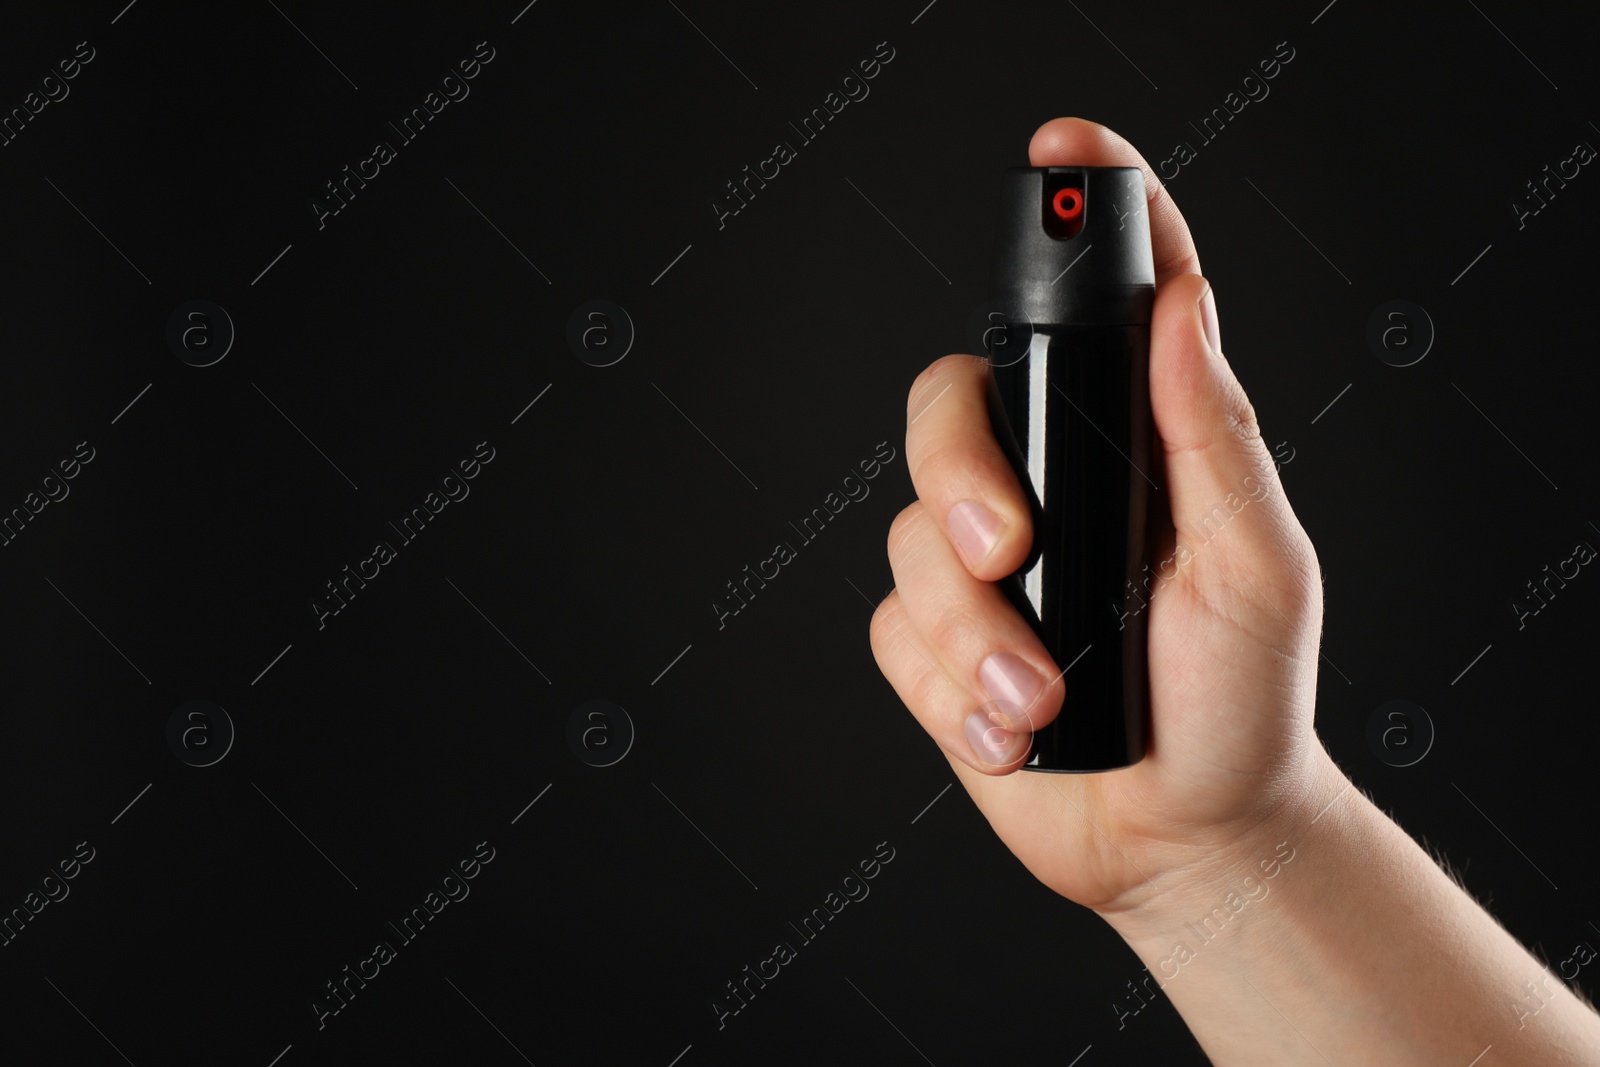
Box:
[964, 708, 1030, 767]
[978, 651, 1046, 730]
[947, 500, 1003, 567]
[1198, 280, 1221, 354]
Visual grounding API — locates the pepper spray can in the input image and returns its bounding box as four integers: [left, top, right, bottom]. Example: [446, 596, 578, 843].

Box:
[983, 166, 1156, 772]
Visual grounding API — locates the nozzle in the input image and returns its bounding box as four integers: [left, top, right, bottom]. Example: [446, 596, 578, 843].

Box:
[1044, 175, 1086, 239]
[1051, 187, 1084, 221]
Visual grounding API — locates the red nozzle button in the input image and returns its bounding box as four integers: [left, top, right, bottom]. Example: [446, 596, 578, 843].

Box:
[1052, 187, 1084, 221]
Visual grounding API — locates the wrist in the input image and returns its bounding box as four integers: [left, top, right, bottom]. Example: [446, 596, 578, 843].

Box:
[1095, 740, 1353, 947]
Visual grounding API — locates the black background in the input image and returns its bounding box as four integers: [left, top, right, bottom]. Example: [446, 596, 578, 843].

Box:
[2, 1, 1598, 1064]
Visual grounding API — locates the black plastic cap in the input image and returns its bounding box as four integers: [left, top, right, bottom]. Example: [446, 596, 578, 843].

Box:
[988, 166, 1155, 327]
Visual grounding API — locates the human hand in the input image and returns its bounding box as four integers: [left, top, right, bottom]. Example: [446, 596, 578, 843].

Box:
[869, 117, 1340, 918]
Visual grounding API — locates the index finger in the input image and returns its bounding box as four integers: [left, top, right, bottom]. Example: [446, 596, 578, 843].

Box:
[1029, 117, 1202, 286]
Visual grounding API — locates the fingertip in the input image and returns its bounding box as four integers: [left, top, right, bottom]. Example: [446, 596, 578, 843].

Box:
[946, 498, 1007, 571]
[980, 652, 1065, 735]
[1027, 116, 1102, 165]
[1148, 272, 1228, 451]
[867, 587, 899, 647]
[1155, 272, 1214, 358]
[906, 353, 980, 422]
[962, 709, 1035, 773]
[941, 476, 1034, 581]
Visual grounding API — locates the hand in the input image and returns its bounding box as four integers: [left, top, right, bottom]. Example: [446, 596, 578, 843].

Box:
[869, 117, 1339, 918]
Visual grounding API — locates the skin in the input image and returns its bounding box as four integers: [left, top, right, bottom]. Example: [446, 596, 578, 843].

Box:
[870, 117, 1600, 1063]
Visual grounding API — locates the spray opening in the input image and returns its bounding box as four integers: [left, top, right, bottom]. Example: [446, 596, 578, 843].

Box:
[1041, 172, 1086, 239]
[1051, 188, 1084, 221]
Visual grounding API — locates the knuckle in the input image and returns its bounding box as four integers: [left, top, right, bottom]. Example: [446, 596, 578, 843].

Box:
[886, 501, 932, 568]
[911, 440, 1025, 524]
[1250, 524, 1323, 623]
[907, 661, 946, 719]
[925, 601, 983, 662]
[868, 589, 904, 647]
[1284, 530, 1323, 606]
[1223, 380, 1263, 447]
[1148, 194, 1201, 280]
[1153, 245, 1198, 284]
[908, 441, 962, 500]
[868, 597, 946, 712]
[1218, 374, 1277, 483]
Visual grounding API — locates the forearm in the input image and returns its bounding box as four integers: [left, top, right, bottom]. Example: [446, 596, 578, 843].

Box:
[1099, 744, 1600, 1065]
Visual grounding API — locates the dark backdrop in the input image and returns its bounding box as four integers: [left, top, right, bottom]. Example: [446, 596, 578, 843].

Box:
[2, 1, 1597, 1064]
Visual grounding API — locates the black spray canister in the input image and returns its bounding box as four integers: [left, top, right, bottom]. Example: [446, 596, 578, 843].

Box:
[983, 166, 1156, 772]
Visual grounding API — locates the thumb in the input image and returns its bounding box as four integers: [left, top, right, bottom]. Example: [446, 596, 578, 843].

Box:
[1147, 274, 1314, 589]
